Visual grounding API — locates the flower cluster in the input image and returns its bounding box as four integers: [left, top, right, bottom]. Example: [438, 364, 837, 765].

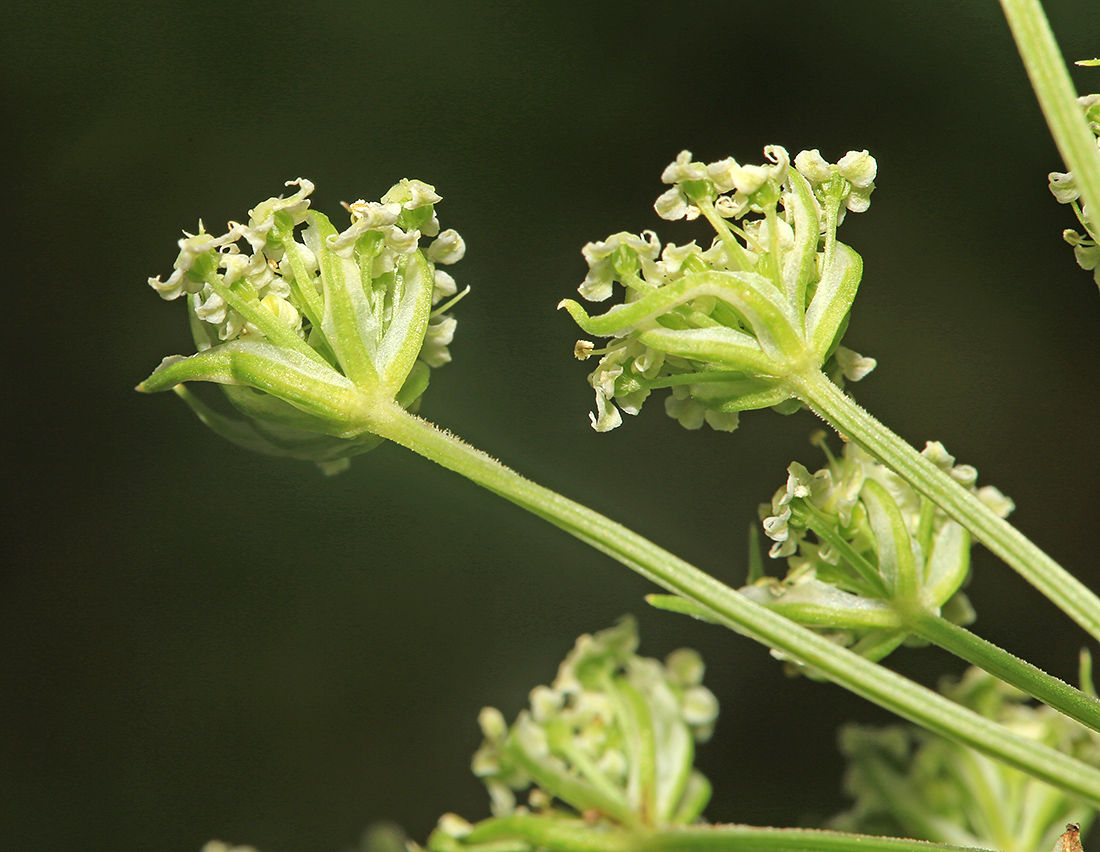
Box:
[832, 667, 1100, 852]
[140, 179, 466, 473]
[740, 435, 1013, 662]
[1048, 94, 1100, 287]
[455, 617, 717, 832]
[561, 146, 878, 432]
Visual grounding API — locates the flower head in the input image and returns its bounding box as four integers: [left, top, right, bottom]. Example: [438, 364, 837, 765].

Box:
[832, 667, 1099, 852]
[468, 617, 717, 829]
[560, 146, 878, 433]
[140, 179, 466, 473]
[740, 435, 1012, 663]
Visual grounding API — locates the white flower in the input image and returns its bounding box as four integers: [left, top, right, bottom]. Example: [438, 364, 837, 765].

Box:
[977, 485, 1015, 518]
[655, 151, 709, 221]
[838, 150, 877, 188]
[664, 385, 706, 430]
[345, 199, 401, 227]
[574, 340, 596, 360]
[835, 346, 877, 381]
[148, 229, 237, 300]
[383, 225, 420, 254]
[432, 268, 458, 304]
[794, 149, 833, 184]
[794, 149, 877, 212]
[704, 409, 740, 432]
[421, 315, 457, 367]
[382, 178, 442, 209]
[426, 228, 466, 265]
[681, 685, 719, 729]
[708, 158, 767, 195]
[259, 293, 303, 334]
[579, 231, 660, 301]
[1049, 171, 1080, 204]
[655, 186, 699, 221]
[589, 353, 625, 432]
[328, 202, 401, 256]
[661, 149, 708, 184]
[654, 241, 700, 279]
[193, 285, 228, 324]
[1064, 230, 1100, 283]
[838, 150, 877, 212]
[246, 178, 314, 231]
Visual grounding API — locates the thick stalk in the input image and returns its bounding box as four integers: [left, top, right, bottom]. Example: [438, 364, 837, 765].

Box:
[906, 610, 1100, 733]
[999, 0, 1100, 228]
[455, 815, 997, 852]
[365, 400, 1100, 807]
[788, 369, 1100, 644]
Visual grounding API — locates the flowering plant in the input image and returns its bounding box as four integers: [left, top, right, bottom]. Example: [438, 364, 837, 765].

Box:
[139, 2, 1100, 851]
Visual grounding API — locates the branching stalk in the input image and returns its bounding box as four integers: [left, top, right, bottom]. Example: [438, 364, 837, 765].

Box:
[787, 369, 1100, 645]
[905, 610, 1100, 733]
[366, 399, 1100, 808]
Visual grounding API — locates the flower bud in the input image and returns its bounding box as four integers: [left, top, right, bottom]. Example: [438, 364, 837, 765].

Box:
[741, 437, 1012, 662]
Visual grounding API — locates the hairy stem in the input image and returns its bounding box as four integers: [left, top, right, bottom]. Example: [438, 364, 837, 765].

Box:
[449, 815, 998, 852]
[366, 400, 1100, 807]
[906, 610, 1100, 732]
[788, 368, 1100, 645]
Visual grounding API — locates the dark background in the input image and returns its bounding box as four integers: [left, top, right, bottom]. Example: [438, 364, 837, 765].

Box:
[4, 2, 1099, 851]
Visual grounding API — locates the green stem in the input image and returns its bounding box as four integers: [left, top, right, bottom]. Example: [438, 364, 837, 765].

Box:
[907, 610, 1100, 733]
[788, 368, 1100, 645]
[366, 401, 1100, 807]
[999, 0, 1100, 233]
[454, 815, 998, 852]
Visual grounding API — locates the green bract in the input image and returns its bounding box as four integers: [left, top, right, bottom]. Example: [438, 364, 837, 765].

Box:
[833, 667, 1100, 852]
[741, 437, 1014, 663]
[560, 146, 878, 432]
[139, 179, 466, 473]
[450, 617, 716, 839]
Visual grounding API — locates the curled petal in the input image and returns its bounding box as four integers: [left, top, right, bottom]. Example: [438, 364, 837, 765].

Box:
[794, 149, 832, 184]
[382, 178, 442, 209]
[835, 346, 877, 381]
[590, 388, 623, 432]
[1049, 171, 1080, 204]
[426, 229, 466, 264]
[655, 187, 696, 221]
[421, 315, 457, 367]
[383, 226, 421, 254]
[838, 150, 877, 188]
[432, 268, 458, 303]
[665, 387, 706, 430]
[661, 150, 707, 184]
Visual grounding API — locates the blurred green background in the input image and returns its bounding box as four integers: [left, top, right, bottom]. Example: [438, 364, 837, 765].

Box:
[3, 1, 1099, 850]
